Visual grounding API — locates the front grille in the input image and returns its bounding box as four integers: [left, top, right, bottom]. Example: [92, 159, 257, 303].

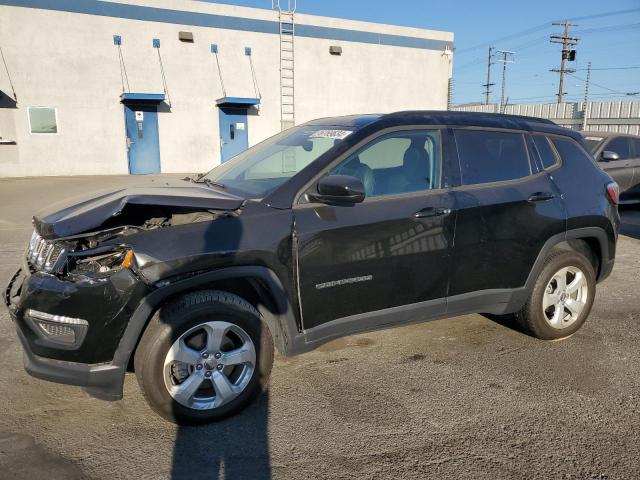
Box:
[27, 230, 65, 272]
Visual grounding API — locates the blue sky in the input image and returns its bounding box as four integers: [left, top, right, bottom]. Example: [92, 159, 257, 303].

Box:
[203, 0, 640, 105]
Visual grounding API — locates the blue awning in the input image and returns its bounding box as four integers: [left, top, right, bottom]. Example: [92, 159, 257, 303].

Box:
[216, 97, 261, 108]
[120, 93, 166, 103]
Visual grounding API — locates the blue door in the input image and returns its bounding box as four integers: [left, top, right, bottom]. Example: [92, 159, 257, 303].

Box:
[219, 107, 249, 162]
[124, 104, 161, 174]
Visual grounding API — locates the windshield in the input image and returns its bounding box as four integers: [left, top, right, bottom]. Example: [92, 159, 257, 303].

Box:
[584, 136, 604, 153]
[204, 126, 354, 198]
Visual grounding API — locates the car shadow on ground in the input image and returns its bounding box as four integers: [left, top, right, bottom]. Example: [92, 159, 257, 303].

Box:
[167, 215, 273, 480]
[171, 392, 272, 480]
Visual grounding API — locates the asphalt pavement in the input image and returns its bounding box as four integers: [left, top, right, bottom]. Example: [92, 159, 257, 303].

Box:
[0, 176, 639, 479]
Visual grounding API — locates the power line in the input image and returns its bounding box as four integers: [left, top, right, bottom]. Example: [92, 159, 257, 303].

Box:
[575, 66, 640, 71]
[456, 7, 640, 56]
[567, 72, 638, 95]
[565, 7, 640, 22]
[573, 22, 640, 35]
[456, 24, 549, 55]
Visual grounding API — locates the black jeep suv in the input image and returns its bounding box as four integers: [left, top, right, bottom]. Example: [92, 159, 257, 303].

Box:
[4, 111, 619, 424]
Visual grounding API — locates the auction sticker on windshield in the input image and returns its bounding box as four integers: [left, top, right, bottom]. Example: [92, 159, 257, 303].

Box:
[309, 129, 353, 140]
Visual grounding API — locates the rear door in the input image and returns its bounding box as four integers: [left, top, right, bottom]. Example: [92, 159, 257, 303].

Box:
[598, 136, 634, 191]
[294, 128, 456, 331]
[448, 128, 566, 308]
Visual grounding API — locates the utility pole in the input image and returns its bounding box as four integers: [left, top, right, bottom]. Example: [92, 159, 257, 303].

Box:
[582, 61, 591, 130]
[550, 20, 579, 104]
[482, 47, 495, 105]
[496, 50, 514, 113]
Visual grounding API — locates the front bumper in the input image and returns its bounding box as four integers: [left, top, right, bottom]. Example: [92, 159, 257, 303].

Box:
[15, 322, 125, 400]
[4, 267, 150, 400]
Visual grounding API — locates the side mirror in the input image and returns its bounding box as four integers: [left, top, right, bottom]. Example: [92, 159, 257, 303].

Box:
[601, 150, 620, 162]
[309, 175, 365, 205]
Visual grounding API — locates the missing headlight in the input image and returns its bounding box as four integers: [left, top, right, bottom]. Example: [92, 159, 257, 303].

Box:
[68, 247, 135, 277]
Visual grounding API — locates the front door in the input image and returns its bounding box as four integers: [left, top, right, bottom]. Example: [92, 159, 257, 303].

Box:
[294, 128, 456, 332]
[124, 104, 161, 174]
[598, 136, 635, 193]
[219, 107, 249, 162]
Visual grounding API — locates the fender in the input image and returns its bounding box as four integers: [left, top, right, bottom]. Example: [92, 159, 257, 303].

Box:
[109, 266, 300, 375]
[526, 226, 612, 287]
[504, 226, 614, 312]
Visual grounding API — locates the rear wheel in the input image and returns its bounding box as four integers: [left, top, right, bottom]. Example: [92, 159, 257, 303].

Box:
[134, 290, 274, 425]
[516, 250, 596, 340]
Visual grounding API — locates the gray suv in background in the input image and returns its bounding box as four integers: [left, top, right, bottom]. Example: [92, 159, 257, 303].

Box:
[583, 132, 640, 203]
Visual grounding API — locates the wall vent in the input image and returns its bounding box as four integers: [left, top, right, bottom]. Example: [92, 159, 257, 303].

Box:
[178, 31, 194, 43]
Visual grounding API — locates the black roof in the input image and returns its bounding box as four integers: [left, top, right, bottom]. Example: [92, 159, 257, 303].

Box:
[305, 110, 581, 141]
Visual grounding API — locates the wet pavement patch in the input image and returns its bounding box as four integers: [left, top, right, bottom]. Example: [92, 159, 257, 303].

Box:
[0, 432, 90, 479]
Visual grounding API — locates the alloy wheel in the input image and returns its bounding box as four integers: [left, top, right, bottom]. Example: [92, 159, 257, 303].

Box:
[163, 321, 256, 410]
[542, 266, 589, 329]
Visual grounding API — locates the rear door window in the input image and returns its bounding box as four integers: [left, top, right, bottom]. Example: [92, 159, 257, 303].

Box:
[532, 135, 559, 170]
[454, 130, 531, 185]
[604, 137, 632, 160]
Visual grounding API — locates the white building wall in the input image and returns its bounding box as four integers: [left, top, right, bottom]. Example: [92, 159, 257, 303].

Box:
[0, 0, 453, 177]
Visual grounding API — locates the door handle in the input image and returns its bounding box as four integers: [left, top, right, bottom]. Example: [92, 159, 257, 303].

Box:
[414, 207, 452, 218]
[528, 192, 556, 203]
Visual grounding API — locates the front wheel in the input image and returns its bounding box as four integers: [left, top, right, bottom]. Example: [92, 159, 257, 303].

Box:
[134, 290, 274, 425]
[516, 250, 596, 340]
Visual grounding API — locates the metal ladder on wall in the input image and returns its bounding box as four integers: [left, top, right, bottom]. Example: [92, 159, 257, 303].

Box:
[273, 0, 296, 130]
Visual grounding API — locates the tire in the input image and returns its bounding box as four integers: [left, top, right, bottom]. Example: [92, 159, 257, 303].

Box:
[516, 249, 596, 340]
[134, 290, 274, 425]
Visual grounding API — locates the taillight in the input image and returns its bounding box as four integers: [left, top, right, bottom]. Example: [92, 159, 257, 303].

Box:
[606, 182, 619, 205]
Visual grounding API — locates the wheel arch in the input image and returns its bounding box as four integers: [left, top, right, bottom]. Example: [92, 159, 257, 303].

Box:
[525, 227, 611, 292]
[113, 266, 300, 374]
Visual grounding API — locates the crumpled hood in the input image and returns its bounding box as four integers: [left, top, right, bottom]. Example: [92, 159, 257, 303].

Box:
[33, 179, 245, 239]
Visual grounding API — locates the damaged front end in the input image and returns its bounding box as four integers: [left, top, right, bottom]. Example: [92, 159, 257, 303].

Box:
[4, 182, 247, 399]
[3, 181, 245, 399]
[14, 202, 239, 358]
[29, 205, 232, 279]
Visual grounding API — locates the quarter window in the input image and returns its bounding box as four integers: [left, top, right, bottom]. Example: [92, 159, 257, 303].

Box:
[28, 107, 58, 134]
[328, 130, 441, 197]
[551, 137, 595, 166]
[532, 135, 559, 170]
[603, 137, 632, 160]
[454, 130, 530, 185]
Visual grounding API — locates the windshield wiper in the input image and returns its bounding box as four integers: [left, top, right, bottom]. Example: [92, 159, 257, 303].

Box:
[200, 178, 226, 189]
[184, 174, 226, 189]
